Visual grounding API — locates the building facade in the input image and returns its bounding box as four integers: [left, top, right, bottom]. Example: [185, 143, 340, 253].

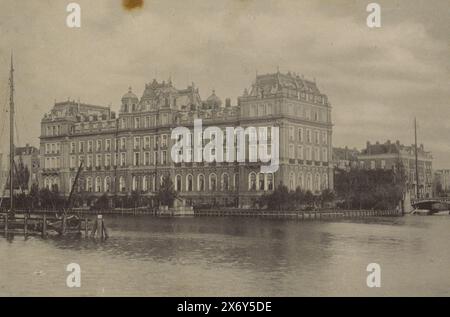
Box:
[0, 145, 40, 195]
[332, 146, 359, 171]
[357, 140, 433, 199]
[39, 72, 333, 207]
[15, 144, 40, 191]
[434, 169, 450, 194]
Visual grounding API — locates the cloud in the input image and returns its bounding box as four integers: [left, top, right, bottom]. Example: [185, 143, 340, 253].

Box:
[0, 0, 449, 167]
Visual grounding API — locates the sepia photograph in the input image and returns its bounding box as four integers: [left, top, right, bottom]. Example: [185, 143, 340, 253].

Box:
[1, 0, 450, 301]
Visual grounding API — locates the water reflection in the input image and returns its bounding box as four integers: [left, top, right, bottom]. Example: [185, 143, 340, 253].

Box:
[1, 215, 450, 296]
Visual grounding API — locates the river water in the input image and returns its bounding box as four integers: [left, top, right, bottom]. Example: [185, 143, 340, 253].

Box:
[1, 214, 450, 296]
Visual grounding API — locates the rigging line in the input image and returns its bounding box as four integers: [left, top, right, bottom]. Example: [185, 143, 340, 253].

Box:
[0, 79, 9, 152]
[0, 108, 6, 141]
[15, 119, 20, 147]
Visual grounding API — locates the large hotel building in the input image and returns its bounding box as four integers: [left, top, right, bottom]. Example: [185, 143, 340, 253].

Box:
[39, 72, 333, 207]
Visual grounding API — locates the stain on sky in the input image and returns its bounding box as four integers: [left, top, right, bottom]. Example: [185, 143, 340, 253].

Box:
[122, 0, 144, 11]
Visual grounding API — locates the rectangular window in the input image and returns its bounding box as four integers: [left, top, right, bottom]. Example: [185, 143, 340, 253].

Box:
[298, 146, 304, 160]
[144, 136, 150, 149]
[161, 151, 167, 165]
[381, 160, 386, 169]
[87, 155, 93, 167]
[289, 144, 295, 159]
[79, 141, 85, 153]
[134, 117, 140, 129]
[78, 155, 84, 167]
[120, 153, 126, 166]
[162, 113, 168, 125]
[298, 128, 303, 142]
[306, 129, 311, 143]
[120, 137, 126, 150]
[105, 139, 111, 151]
[144, 152, 150, 165]
[70, 142, 76, 154]
[87, 140, 93, 153]
[322, 148, 328, 162]
[134, 137, 140, 150]
[161, 135, 168, 147]
[306, 147, 311, 161]
[134, 152, 140, 166]
[96, 154, 102, 167]
[96, 139, 102, 152]
[289, 127, 294, 142]
[322, 132, 328, 145]
[105, 154, 111, 167]
[70, 156, 76, 168]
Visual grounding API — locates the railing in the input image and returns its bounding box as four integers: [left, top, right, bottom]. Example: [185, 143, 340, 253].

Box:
[194, 209, 400, 219]
[1, 208, 401, 219]
[10, 208, 157, 216]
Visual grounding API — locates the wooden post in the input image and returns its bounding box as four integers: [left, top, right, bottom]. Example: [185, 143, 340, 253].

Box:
[102, 219, 109, 239]
[62, 214, 67, 236]
[24, 215, 28, 236]
[90, 218, 97, 238]
[84, 218, 88, 237]
[42, 214, 47, 238]
[4, 214, 7, 233]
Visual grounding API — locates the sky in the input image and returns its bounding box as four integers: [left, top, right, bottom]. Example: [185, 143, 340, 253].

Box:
[0, 0, 449, 168]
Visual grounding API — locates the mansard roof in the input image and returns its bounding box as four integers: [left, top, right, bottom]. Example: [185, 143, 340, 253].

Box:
[246, 71, 324, 100]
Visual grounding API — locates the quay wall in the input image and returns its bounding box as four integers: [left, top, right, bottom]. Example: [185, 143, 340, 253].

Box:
[7, 208, 401, 219]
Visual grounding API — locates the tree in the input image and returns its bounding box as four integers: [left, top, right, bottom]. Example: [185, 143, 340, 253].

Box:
[304, 190, 315, 206]
[291, 187, 305, 208]
[93, 193, 110, 211]
[157, 176, 177, 207]
[334, 167, 405, 210]
[320, 188, 335, 207]
[13, 160, 30, 191]
[29, 183, 39, 209]
[258, 183, 292, 210]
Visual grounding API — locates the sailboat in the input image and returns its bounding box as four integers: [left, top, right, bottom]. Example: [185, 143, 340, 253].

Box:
[4, 53, 82, 235]
[409, 118, 450, 216]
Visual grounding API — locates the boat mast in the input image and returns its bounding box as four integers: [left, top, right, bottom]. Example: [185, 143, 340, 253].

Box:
[9, 53, 15, 212]
[414, 117, 420, 200]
